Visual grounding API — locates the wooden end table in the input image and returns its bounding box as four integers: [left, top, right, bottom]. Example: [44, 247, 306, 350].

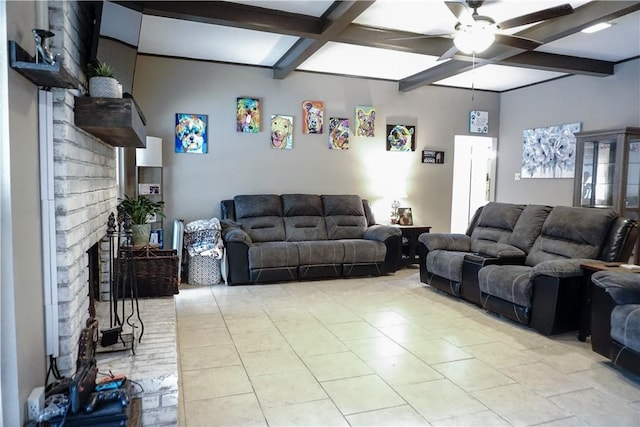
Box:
[398, 225, 431, 267]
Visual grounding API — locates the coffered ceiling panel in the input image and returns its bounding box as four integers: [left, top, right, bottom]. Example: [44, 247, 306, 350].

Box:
[106, 0, 640, 92]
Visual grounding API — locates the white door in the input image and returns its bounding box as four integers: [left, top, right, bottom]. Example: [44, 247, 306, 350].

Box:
[450, 136, 497, 233]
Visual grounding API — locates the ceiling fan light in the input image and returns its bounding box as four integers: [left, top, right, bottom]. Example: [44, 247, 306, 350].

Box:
[454, 30, 495, 54]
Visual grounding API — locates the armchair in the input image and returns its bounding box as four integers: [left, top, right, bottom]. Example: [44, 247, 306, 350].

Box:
[591, 270, 640, 376]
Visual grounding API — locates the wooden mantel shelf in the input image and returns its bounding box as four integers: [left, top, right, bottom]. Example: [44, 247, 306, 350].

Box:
[8, 40, 79, 89]
[74, 97, 147, 148]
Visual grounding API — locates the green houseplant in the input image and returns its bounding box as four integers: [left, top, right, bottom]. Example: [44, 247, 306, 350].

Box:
[118, 195, 165, 246]
[87, 61, 122, 98]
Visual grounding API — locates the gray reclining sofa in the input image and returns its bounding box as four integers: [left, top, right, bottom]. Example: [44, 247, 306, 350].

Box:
[418, 202, 637, 335]
[220, 194, 402, 285]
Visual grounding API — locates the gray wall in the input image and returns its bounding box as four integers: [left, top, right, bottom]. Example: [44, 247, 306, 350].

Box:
[133, 55, 500, 241]
[497, 59, 640, 205]
[4, 1, 46, 424]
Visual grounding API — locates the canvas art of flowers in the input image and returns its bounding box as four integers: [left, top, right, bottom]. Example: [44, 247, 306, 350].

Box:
[521, 122, 581, 178]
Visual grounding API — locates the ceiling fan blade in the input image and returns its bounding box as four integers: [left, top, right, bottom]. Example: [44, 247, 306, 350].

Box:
[498, 3, 574, 30]
[445, 1, 475, 26]
[438, 44, 459, 61]
[386, 33, 451, 41]
[494, 34, 542, 50]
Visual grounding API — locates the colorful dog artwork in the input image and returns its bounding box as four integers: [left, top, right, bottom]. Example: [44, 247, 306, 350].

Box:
[236, 97, 260, 133]
[386, 124, 416, 152]
[302, 101, 323, 134]
[270, 115, 293, 149]
[355, 106, 375, 137]
[175, 113, 208, 154]
[328, 118, 349, 150]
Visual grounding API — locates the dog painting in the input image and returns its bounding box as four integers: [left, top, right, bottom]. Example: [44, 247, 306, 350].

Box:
[270, 115, 293, 149]
[237, 97, 260, 133]
[355, 106, 375, 137]
[386, 124, 416, 152]
[175, 113, 208, 154]
[302, 100, 323, 134]
[328, 117, 349, 150]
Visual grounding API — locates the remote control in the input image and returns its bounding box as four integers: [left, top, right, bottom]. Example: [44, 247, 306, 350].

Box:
[84, 389, 129, 413]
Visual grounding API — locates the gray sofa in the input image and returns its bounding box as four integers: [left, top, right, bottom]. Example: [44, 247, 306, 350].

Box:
[591, 270, 640, 376]
[418, 202, 637, 335]
[220, 194, 402, 285]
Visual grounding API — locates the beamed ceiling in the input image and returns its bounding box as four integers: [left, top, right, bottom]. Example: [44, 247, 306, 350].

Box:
[107, 1, 640, 92]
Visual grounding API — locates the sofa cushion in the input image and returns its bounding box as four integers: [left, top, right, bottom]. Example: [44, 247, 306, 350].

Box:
[282, 194, 323, 216]
[248, 242, 299, 269]
[342, 239, 386, 263]
[470, 202, 525, 252]
[611, 304, 640, 354]
[427, 250, 467, 283]
[235, 194, 283, 218]
[295, 241, 345, 265]
[240, 217, 286, 243]
[284, 216, 328, 241]
[526, 206, 618, 266]
[322, 195, 367, 239]
[510, 205, 552, 253]
[478, 264, 533, 308]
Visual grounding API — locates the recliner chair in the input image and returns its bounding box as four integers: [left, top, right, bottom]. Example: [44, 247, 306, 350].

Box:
[590, 270, 640, 376]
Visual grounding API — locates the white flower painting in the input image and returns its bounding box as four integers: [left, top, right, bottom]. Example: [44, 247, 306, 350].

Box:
[521, 122, 581, 178]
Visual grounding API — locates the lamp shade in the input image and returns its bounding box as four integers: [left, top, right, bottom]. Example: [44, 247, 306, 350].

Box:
[454, 29, 495, 54]
[136, 136, 163, 166]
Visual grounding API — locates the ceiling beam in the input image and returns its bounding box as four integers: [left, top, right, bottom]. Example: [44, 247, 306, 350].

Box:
[335, 24, 452, 56]
[273, 1, 374, 80]
[398, 1, 640, 92]
[139, 1, 323, 37]
[498, 52, 614, 77]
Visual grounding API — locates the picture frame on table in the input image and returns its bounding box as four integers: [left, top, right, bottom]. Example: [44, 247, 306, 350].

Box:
[397, 207, 413, 225]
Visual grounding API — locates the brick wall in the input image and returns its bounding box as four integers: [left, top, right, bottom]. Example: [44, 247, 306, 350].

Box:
[49, 1, 118, 375]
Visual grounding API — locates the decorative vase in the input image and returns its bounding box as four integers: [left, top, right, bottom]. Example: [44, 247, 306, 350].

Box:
[89, 76, 121, 98]
[131, 223, 151, 247]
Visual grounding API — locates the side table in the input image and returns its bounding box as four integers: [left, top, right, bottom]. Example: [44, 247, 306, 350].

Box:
[398, 225, 431, 267]
[578, 261, 634, 342]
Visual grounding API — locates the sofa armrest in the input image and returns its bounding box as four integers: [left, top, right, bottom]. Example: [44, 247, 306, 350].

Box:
[530, 258, 591, 281]
[222, 227, 252, 246]
[592, 270, 640, 305]
[363, 224, 402, 242]
[419, 233, 471, 252]
[473, 243, 526, 259]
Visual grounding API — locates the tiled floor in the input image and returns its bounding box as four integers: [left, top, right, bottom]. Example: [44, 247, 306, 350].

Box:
[175, 269, 640, 426]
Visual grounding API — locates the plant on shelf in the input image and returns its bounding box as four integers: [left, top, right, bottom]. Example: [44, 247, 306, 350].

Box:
[118, 195, 165, 246]
[86, 61, 121, 98]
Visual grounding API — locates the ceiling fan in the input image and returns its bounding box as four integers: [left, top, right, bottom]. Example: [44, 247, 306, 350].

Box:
[390, 1, 575, 61]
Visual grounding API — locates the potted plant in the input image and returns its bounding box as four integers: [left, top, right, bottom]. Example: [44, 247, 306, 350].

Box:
[118, 195, 165, 246]
[87, 62, 122, 98]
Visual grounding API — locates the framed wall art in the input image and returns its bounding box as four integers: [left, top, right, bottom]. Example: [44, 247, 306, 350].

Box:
[302, 100, 323, 134]
[521, 122, 581, 178]
[237, 97, 260, 133]
[270, 115, 293, 149]
[328, 117, 349, 150]
[469, 110, 489, 134]
[386, 124, 416, 152]
[355, 106, 375, 137]
[175, 113, 208, 154]
[422, 150, 445, 164]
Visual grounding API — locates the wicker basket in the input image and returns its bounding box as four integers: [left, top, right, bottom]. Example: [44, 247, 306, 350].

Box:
[115, 247, 179, 297]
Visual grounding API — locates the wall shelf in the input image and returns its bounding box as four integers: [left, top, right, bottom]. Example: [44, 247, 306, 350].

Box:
[8, 40, 79, 89]
[74, 97, 147, 148]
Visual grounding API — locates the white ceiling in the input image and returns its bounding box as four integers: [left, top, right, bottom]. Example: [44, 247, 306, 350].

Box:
[102, 0, 640, 92]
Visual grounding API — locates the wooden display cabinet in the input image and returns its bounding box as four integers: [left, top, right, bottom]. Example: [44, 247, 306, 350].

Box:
[573, 127, 640, 262]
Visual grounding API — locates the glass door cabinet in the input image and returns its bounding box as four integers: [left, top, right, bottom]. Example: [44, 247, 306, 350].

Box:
[573, 127, 640, 261]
